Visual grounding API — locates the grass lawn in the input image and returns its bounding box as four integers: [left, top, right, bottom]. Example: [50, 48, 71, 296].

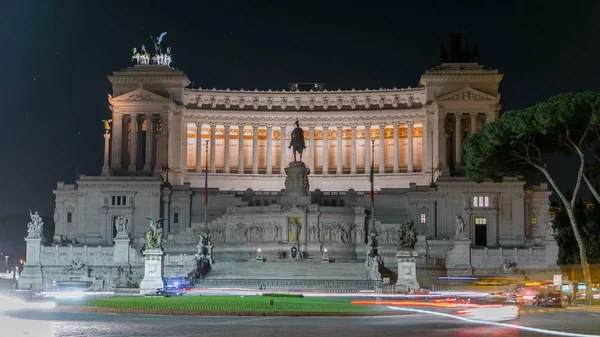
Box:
[55, 296, 375, 313]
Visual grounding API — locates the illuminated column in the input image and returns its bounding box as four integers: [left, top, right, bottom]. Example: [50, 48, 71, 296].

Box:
[102, 131, 111, 176]
[195, 122, 202, 172]
[144, 114, 154, 171]
[336, 123, 343, 174]
[128, 114, 138, 171]
[350, 123, 357, 174]
[407, 121, 414, 173]
[308, 124, 315, 171]
[238, 123, 245, 174]
[470, 113, 478, 134]
[378, 122, 385, 174]
[392, 121, 400, 173]
[111, 114, 123, 169]
[252, 123, 259, 174]
[455, 113, 463, 166]
[437, 115, 447, 170]
[280, 123, 287, 171]
[209, 122, 217, 172]
[223, 123, 231, 173]
[322, 124, 329, 174]
[266, 124, 273, 174]
[364, 123, 371, 174]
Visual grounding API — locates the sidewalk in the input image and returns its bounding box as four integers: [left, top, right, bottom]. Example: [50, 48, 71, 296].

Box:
[565, 305, 600, 313]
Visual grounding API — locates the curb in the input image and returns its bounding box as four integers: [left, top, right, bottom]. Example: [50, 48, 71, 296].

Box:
[55, 306, 412, 317]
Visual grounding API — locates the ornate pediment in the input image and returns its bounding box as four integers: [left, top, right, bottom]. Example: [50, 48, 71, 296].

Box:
[109, 88, 170, 103]
[437, 87, 497, 101]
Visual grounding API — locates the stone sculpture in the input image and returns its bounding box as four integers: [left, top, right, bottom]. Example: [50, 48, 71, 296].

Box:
[102, 119, 112, 133]
[115, 214, 129, 238]
[27, 210, 44, 239]
[144, 218, 165, 249]
[439, 31, 480, 63]
[288, 119, 306, 162]
[455, 214, 469, 240]
[397, 220, 417, 250]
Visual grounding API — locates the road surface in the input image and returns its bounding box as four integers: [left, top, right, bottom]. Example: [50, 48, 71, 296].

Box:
[1, 306, 600, 337]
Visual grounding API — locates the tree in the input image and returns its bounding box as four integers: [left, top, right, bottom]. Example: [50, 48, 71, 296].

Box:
[464, 92, 600, 304]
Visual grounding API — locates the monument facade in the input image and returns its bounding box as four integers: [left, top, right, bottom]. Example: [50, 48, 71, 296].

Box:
[20, 39, 559, 291]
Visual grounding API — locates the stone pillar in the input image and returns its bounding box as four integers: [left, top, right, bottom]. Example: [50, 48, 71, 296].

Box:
[266, 123, 273, 174]
[144, 114, 154, 171]
[365, 123, 371, 174]
[113, 235, 131, 265]
[322, 124, 329, 174]
[437, 115, 447, 171]
[101, 132, 111, 176]
[280, 123, 287, 171]
[392, 121, 400, 173]
[209, 122, 217, 173]
[350, 123, 357, 174]
[252, 123, 259, 174]
[378, 122, 385, 174]
[223, 123, 231, 173]
[238, 123, 245, 174]
[470, 113, 478, 135]
[407, 121, 414, 173]
[140, 248, 166, 294]
[154, 117, 163, 176]
[19, 238, 44, 290]
[455, 113, 463, 166]
[128, 114, 138, 171]
[395, 250, 420, 291]
[162, 188, 171, 233]
[195, 122, 203, 172]
[422, 119, 429, 173]
[111, 114, 123, 169]
[336, 124, 343, 174]
[308, 124, 315, 171]
[447, 237, 473, 276]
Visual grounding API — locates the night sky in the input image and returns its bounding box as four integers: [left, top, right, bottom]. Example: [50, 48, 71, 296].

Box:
[1, 0, 599, 217]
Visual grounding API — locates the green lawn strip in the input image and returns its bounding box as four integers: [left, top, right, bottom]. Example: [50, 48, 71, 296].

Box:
[56, 296, 375, 312]
[573, 299, 600, 306]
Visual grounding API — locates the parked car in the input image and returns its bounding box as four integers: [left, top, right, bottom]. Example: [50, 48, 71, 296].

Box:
[543, 292, 562, 308]
[156, 284, 185, 296]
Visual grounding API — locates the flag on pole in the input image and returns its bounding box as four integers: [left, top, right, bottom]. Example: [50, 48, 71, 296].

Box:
[369, 157, 374, 205]
[204, 166, 209, 206]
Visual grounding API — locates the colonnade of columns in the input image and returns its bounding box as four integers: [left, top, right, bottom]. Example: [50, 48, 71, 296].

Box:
[110, 113, 160, 172]
[449, 112, 480, 167]
[190, 121, 422, 175]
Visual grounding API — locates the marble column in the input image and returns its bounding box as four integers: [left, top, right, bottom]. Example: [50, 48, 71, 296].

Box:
[195, 122, 203, 172]
[365, 123, 371, 174]
[437, 115, 447, 171]
[308, 124, 315, 171]
[111, 114, 123, 169]
[209, 122, 217, 173]
[336, 124, 343, 174]
[144, 115, 154, 171]
[455, 114, 463, 166]
[102, 132, 111, 176]
[266, 124, 273, 174]
[407, 121, 414, 173]
[392, 121, 400, 173]
[322, 124, 329, 174]
[280, 123, 287, 172]
[378, 122, 385, 174]
[252, 123, 259, 174]
[128, 114, 139, 171]
[470, 113, 478, 135]
[350, 123, 357, 174]
[238, 123, 245, 174]
[223, 123, 231, 173]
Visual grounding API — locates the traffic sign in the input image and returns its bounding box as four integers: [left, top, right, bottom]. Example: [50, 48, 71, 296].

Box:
[553, 274, 562, 286]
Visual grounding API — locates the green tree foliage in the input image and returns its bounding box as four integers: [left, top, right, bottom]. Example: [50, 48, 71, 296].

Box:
[464, 92, 600, 303]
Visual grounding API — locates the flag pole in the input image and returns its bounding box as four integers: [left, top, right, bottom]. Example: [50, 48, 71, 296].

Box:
[370, 139, 376, 235]
[204, 139, 209, 233]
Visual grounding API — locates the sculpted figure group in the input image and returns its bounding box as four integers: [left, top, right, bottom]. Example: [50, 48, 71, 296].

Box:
[144, 218, 165, 249]
[397, 220, 418, 250]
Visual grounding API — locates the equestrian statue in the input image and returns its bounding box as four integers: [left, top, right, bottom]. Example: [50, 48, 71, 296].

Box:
[288, 119, 306, 162]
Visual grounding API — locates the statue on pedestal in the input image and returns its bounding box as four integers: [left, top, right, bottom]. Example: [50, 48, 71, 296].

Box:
[288, 119, 306, 162]
[455, 214, 469, 240]
[102, 119, 112, 134]
[144, 218, 165, 249]
[115, 214, 129, 238]
[27, 210, 44, 239]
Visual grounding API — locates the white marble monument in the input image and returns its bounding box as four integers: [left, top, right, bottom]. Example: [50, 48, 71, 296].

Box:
[139, 218, 166, 294]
